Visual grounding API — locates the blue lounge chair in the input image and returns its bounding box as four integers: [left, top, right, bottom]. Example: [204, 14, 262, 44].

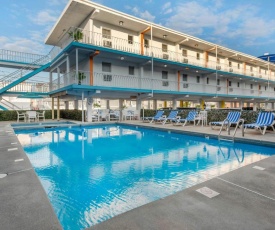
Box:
[155, 110, 179, 125]
[210, 111, 241, 129]
[244, 112, 275, 135]
[173, 110, 197, 126]
[143, 110, 164, 123]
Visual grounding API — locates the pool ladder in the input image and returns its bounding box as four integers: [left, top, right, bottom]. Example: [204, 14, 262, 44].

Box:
[218, 119, 244, 142]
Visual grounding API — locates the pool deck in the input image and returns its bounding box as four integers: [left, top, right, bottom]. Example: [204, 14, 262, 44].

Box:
[0, 120, 275, 230]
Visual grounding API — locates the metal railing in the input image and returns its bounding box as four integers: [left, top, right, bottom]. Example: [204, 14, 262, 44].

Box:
[55, 27, 273, 81]
[0, 49, 46, 65]
[50, 70, 275, 99]
[0, 81, 49, 93]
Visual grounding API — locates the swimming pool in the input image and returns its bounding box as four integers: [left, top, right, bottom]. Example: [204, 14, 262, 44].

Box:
[16, 125, 275, 230]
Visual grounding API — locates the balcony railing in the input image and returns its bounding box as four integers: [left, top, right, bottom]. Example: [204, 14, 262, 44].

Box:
[54, 27, 272, 82]
[51, 71, 274, 99]
[0, 81, 50, 93]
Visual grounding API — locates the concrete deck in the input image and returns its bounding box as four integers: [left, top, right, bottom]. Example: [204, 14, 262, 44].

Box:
[0, 120, 274, 230]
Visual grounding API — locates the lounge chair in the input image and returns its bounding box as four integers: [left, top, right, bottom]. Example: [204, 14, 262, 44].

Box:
[210, 111, 241, 130]
[244, 112, 275, 135]
[155, 110, 179, 125]
[36, 111, 45, 121]
[173, 110, 197, 126]
[16, 111, 26, 122]
[143, 110, 164, 123]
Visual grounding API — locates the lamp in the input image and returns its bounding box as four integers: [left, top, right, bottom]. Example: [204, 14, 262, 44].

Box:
[119, 21, 124, 26]
[163, 35, 167, 39]
[120, 56, 124, 60]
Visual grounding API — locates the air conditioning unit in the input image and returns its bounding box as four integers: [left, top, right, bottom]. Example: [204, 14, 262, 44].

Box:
[103, 40, 112, 48]
[216, 66, 221, 70]
[229, 88, 233, 92]
[251, 73, 254, 77]
[162, 81, 169, 86]
[103, 74, 112, 81]
[183, 83, 189, 88]
[229, 68, 233, 72]
[183, 58, 188, 64]
[163, 54, 169, 59]
[217, 86, 221, 91]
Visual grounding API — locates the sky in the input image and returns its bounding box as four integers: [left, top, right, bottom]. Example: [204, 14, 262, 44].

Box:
[1, 0, 275, 58]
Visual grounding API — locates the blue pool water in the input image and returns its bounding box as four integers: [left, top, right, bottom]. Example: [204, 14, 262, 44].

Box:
[16, 125, 275, 230]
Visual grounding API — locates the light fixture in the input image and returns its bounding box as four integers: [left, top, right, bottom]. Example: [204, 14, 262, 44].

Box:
[120, 56, 124, 60]
[96, 90, 101, 94]
[195, 44, 198, 47]
[163, 35, 167, 39]
[196, 70, 198, 73]
[238, 57, 241, 60]
[234, 97, 237, 100]
[251, 98, 254, 101]
[185, 95, 189, 97]
[185, 67, 189, 69]
[164, 64, 167, 67]
[119, 21, 124, 26]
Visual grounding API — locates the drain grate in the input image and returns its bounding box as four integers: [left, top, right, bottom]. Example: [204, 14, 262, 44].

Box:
[196, 187, 220, 198]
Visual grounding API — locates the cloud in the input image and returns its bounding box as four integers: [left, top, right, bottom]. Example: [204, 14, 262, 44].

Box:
[0, 36, 46, 54]
[162, 2, 172, 15]
[164, 0, 275, 47]
[127, 6, 155, 22]
[30, 10, 57, 26]
[48, 0, 67, 6]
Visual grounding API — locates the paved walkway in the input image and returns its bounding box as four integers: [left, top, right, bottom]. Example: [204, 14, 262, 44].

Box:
[0, 120, 274, 230]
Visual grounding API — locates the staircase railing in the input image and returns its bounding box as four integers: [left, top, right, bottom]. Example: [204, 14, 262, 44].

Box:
[0, 98, 21, 110]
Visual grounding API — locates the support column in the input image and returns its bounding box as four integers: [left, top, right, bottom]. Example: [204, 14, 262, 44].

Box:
[164, 101, 167, 108]
[200, 99, 205, 110]
[219, 100, 225, 109]
[153, 99, 157, 110]
[119, 99, 123, 121]
[51, 97, 55, 120]
[180, 100, 184, 108]
[172, 99, 177, 110]
[49, 72, 53, 91]
[57, 97, 60, 121]
[74, 100, 79, 110]
[240, 101, 244, 109]
[253, 102, 258, 111]
[86, 97, 94, 122]
[106, 100, 110, 109]
[57, 67, 60, 89]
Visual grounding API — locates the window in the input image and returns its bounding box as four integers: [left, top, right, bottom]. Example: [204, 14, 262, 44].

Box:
[265, 86, 267, 91]
[217, 79, 220, 85]
[162, 44, 168, 52]
[102, 28, 111, 39]
[182, 49, 187, 57]
[217, 58, 220, 64]
[274, 87, 275, 92]
[250, 84, 253, 89]
[237, 63, 240, 69]
[259, 85, 261, 90]
[102, 62, 111, 72]
[206, 77, 209, 84]
[144, 39, 149, 48]
[228, 81, 232, 87]
[162, 71, 169, 86]
[102, 62, 112, 81]
[250, 66, 253, 72]
[229, 61, 232, 67]
[128, 35, 133, 44]
[196, 76, 200, 83]
[129, 66, 134, 75]
[182, 74, 187, 82]
[196, 53, 200, 60]
[237, 82, 240, 87]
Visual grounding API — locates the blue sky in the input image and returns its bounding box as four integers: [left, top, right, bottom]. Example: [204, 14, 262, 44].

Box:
[1, 0, 275, 57]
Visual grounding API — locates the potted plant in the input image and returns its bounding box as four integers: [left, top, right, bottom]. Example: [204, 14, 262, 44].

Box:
[77, 72, 86, 85]
[68, 29, 83, 42]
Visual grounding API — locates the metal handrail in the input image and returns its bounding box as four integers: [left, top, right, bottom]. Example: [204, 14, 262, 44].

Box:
[232, 119, 244, 138]
[218, 118, 230, 137]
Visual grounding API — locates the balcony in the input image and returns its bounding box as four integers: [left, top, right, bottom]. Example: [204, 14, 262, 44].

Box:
[51, 71, 274, 99]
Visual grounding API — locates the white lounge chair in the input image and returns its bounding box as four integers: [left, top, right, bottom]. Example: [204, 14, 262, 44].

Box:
[26, 111, 37, 122]
[244, 112, 275, 135]
[36, 111, 45, 121]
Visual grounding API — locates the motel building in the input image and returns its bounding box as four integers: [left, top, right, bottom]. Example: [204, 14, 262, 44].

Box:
[2, 0, 275, 119]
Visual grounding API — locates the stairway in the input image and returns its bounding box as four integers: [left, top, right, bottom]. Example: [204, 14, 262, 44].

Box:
[0, 54, 51, 95]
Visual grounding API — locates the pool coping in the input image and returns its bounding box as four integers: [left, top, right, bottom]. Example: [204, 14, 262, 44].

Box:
[1, 120, 275, 229]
